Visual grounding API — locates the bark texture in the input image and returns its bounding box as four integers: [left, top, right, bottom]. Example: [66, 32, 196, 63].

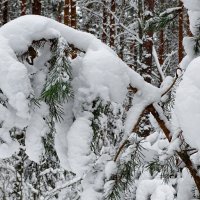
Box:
[178, 0, 184, 63]
[2, 0, 8, 25]
[64, 0, 70, 25]
[109, 0, 116, 48]
[32, 0, 41, 15]
[70, 0, 76, 29]
[102, 0, 108, 43]
[21, 0, 26, 16]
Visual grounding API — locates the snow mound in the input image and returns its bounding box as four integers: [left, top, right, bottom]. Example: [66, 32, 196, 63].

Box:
[136, 179, 175, 200]
[182, 0, 200, 11]
[175, 57, 200, 149]
[67, 116, 94, 176]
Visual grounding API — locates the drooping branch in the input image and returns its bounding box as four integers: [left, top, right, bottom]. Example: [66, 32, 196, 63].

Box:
[114, 71, 200, 192]
[149, 104, 200, 192]
[115, 100, 200, 192]
[114, 107, 146, 162]
[147, 104, 172, 141]
[161, 67, 182, 97]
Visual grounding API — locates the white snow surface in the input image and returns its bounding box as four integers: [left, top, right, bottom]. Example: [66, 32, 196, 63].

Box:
[175, 0, 200, 150]
[175, 57, 200, 150]
[182, 0, 200, 35]
[188, 10, 200, 35]
[104, 161, 117, 180]
[54, 101, 74, 170]
[136, 179, 175, 200]
[25, 102, 49, 163]
[177, 168, 194, 200]
[182, 0, 200, 11]
[67, 114, 95, 176]
[0, 15, 162, 179]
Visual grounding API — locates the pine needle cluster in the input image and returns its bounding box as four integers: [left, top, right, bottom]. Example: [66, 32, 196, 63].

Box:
[41, 37, 73, 121]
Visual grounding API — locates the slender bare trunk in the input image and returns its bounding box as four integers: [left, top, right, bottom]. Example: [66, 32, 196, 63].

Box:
[142, 0, 154, 83]
[109, 0, 115, 48]
[70, 0, 76, 29]
[185, 9, 192, 37]
[138, 0, 143, 62]
[158, 0, 164, 65]
[57, 2, 62, 22]
[2, 0, 8, 25]
[102, 0, 108, 43]
[178, 0, 183, 63]
[64, 0, 70, 25]
[158, 30, 164, 65]
[21, 0, 26, 16]
[32, 0, 41, 15]
[70, 0, 77, 58]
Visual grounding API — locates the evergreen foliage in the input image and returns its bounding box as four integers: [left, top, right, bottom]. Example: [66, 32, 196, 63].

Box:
[0, 0, 199, 199]
[41, 37, 73, 121]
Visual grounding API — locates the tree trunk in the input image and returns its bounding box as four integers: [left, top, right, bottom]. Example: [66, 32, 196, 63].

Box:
[32, 0, 41, 15]
[109, 0, 116, 48]
[64, 0, 70, 25]
[138, 0, 143, 63]
[142, 0, 154, 83]
[178, 0, 184, 63]
[70, 0, 77, 58]
[158, 0, 164, 65]
[70, 0, 76, 29]
[2, 0, 8, 25]
[102, 0, 108, 43]
[21, 0, 26, 16]
[185, 9, 192, 37]
[158, 30, 164, 65]
[57, 2, 62, 22]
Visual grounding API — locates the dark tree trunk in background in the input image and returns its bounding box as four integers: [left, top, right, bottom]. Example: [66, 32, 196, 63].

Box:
[118, 0, 126, 61]
[57, 2, 62, 22]
[21, 0, 26, 16]
[64, 0, 70, 25]
[70, 0, 76, 29]
[102, 0, 108, 43]
[158, 0, 164, 65]
[109, 0, 116, 48]
[186, 9, 192, 37]
[2, 0, 8, 25]
[158, 30, 164, 65]
[32, 0, 41, 15]
[142, 0, 154, 83]
[178, 0, 184, 63]
[70, 0, 77, 58]
[138, 0, 143, 63]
